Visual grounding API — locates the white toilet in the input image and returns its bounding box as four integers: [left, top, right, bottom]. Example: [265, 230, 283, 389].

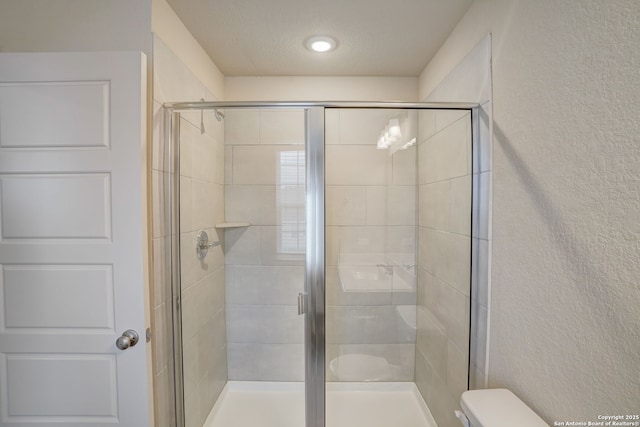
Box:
[456, 389, 549, 427]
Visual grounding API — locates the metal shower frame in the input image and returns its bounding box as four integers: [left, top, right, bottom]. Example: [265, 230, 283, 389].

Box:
[163, 101, 480, 427]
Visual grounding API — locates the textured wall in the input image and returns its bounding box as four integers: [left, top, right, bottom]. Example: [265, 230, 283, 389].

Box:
[420, 0, 640, 422]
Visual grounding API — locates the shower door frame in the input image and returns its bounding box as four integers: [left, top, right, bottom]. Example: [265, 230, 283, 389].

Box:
[163, 101, 479, 427]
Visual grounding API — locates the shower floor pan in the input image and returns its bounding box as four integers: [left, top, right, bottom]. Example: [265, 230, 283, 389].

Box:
[203, 381, 437, 427]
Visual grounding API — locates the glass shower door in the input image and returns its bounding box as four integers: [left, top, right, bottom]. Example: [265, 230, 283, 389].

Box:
[177, 106, 310, 427]
[324, 108, 420, 423]
[324, 107, 473, 427]
[223, 107, 308, 380]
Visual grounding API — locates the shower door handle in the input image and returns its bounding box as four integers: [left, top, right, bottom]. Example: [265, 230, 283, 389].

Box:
[297, 292, 308, 315]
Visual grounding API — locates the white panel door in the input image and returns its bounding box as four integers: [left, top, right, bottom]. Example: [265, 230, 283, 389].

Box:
[0, 52, 151, 427]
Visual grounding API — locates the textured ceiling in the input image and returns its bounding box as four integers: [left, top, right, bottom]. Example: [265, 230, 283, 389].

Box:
[165, 0, 473, 77]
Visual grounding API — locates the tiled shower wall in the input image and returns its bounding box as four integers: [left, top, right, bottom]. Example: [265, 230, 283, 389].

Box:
[224, 109, 306, 380]
[178, 110, 226, 427]
[223, 108, 419, 382]
[152, 35, 227, 427]
[415, 35, 492, 427]
[415, 110, 472, 426]
[325, 109, 418, 381]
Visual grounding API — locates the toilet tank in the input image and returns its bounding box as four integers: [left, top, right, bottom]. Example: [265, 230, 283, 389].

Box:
[461, 389, 549, 427]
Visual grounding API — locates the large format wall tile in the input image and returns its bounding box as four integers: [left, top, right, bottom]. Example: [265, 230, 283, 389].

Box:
[153, 33, 227, 427]
[326, 145, 390, 186]
[325, 109, 419, 382]
[224, 110, 306, 381]
[415, 37, 488, 425]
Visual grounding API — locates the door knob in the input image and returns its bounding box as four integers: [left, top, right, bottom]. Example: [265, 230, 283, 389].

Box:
[116, 329, 139, 350]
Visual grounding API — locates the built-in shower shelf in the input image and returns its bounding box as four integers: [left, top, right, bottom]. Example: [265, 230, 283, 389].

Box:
[215, 222, 251, 229]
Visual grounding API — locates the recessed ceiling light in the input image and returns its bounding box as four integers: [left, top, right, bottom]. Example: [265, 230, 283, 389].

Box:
[306, 36, 337, 53]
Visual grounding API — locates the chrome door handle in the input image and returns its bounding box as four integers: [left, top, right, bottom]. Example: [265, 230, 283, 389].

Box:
[298, 292, 308, 315]
[116, 329, 139, 350]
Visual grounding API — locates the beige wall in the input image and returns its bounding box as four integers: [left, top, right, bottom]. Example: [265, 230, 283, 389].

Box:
[225, 76, 418, 101]
[152, 0, 224, 99]
[0, 0, 152, 55]
[420, 0, 640, 422]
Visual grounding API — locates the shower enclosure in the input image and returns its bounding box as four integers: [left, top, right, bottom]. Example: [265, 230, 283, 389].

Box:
[164, 102, 477, 427]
